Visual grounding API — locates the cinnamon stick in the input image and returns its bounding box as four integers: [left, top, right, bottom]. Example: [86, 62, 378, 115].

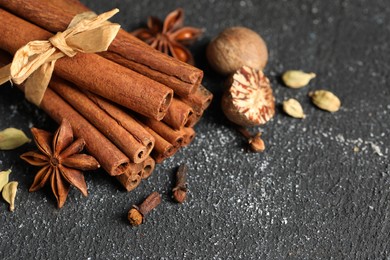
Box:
[49, 77, 152, 163]
[0, 8, 173, 120]
[180, 85, 213, 114]
[85, 93, 155, 150]
[184, 111, 200, 128]
[36, 89, 130, 176]
[182, 127, 196, 147]
[163, 98, 194, 130]
[100, 51, 197, 97]
[116, 166, 143, 192]
[0, 0, 204, 96]
[141, 117, 185, 148]
[138, 122, 176, 163]
[115, 156, 155, 190]
[0, 49, 131, 176]
[141, 157, 156, 179]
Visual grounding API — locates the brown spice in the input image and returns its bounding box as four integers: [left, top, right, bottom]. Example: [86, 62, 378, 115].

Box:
[141, 157, 156, 180]
[0, 0, 204, 92]
[20, 120, 100, 208]
[222, 66, 275, 126]
[132, 8, 204, 64]
[128, 191, 161, 226]
[0, 52, 131, 176]
[172, 164, 188, 203]
[162, 98, 194, 130]
[0, 8, 173, 121]
[50, 77, 152, 163]
[238, 127, 265, 152]
[207, 27, 268, 75]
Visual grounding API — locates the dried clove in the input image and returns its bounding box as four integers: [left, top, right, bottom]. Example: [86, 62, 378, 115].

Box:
[172, 164, 188, 203]
[128, 191, 161, 226]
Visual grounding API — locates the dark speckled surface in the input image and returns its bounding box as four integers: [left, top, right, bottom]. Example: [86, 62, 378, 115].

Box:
[1, 0, 390, 259]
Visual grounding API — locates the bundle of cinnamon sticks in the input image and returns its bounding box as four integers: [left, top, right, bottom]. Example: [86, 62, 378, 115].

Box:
[0, 0, 212, 191]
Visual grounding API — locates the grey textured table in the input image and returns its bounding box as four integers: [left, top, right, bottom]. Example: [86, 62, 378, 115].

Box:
[1, 0, 389, 259]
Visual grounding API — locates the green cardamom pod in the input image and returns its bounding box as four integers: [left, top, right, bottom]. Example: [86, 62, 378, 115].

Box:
[283, 98, 306, 119]
[309, 90, 341, 112]
[0, 128, 31, 150]
[282, 70, 316, 89]
[2, 181, 18, 212]
[0, 169, 11, 192]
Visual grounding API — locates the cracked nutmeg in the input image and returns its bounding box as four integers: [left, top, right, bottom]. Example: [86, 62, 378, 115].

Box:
[222, 66, 275, 126]
[20, 119, 100, 208]
[132, 8, 204, 64]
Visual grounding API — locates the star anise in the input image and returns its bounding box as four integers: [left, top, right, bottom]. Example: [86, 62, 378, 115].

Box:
[20, 119, 100, 208]
[132, 8, 204, 65]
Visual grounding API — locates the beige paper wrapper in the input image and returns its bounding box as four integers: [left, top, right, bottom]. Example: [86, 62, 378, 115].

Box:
[0, 9, 120, 106]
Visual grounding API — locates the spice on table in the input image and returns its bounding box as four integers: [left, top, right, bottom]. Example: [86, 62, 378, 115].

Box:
[238, 127, 265, 152]
[132, 8, 204, 64]
[222, 66, 275, 126]
[0, 169, 11, 192]
[4, 0, 204, 98]
[309, 90, 341, 112]
[283, 98, 306, 119]
[20, 119, 100, 208]
[282, 70, 316, 89]
[172, 164, 188, 203]
[128, 191, 161, 226]
[0, 128, 30, 150]
[2, 181, 18, 212]
[207, 27, 268, 75]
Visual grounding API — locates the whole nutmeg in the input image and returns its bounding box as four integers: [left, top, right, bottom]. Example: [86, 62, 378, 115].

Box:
[222, 66, 275, 126]
[207, 27, 268, 75]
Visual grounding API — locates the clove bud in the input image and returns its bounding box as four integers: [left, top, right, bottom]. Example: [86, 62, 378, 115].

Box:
[128, 191, 161, 226]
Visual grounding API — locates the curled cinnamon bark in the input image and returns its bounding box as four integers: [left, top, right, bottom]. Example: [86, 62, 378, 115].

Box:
[182, 127, 196, 147]
[0, 0, 204, 96]
[84, 93, 155, 150]
[141, 157, 156, 179]
[137, 122, 176, 163]
[0, 9, 173, 120]
[185, 111, 203, 128]
[0, 50, 130, 176]
[49, 77, 152, 163]
[163, 98, 194, 130]
[180, 85, 213, 114]
[141, 117, 185, 148]
[116, 167, 142, 192]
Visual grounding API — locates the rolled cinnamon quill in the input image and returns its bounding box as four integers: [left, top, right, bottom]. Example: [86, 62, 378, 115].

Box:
[185, 111, 203, 128]
[141, 157, 156, 179]
[141, 117, 185, 148]
[0, 0, 204, 97]
[0, 49, 130, 176]
[85, 93, 155, 150]
[182, 127, 196, 147]
[137, 122, 176, 163]
[49, 77, 152, 163]
[0, 9, 173, 120]
[163, 98, 194, 130]
[180, 85, 213, 114]
[116, 166, 143, 192]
